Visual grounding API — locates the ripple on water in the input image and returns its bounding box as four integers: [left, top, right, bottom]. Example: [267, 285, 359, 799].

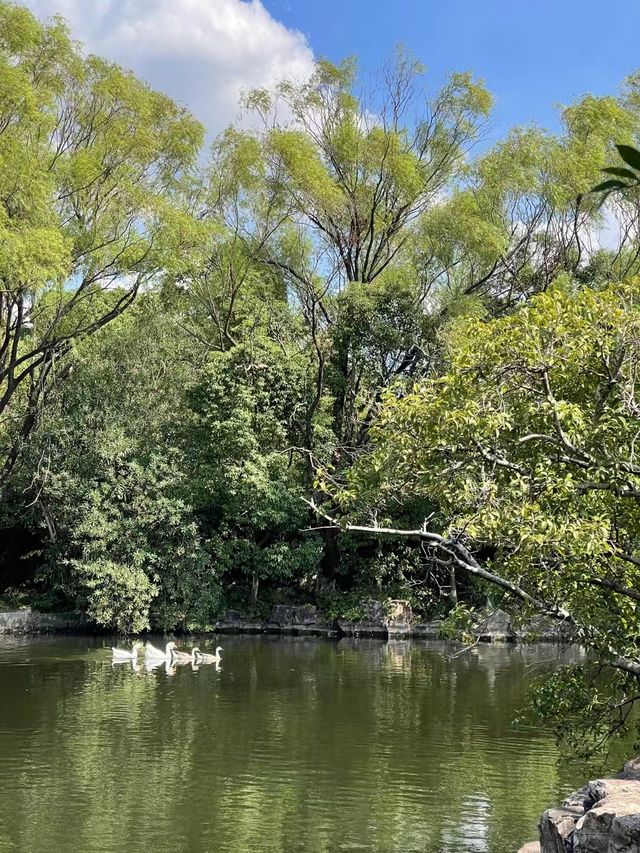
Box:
[0, 635, 611, 853]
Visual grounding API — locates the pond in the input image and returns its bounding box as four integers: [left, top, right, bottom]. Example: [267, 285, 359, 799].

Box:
[0, 635, 619, 853]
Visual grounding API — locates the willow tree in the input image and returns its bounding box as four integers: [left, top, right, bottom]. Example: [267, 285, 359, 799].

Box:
[203, 54, 490, 443]
[205, 61, 640, 460]
[418, 80, 640, 310]
[191, 53, 492, 580]
[0, 2, 203, 485]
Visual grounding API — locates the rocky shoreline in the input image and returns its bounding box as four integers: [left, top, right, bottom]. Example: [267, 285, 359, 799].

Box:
[518, 758, 640, 852]
[0, 608, 89, 634]
[0, 600, 573, 642]
[217, 601, 574, 643]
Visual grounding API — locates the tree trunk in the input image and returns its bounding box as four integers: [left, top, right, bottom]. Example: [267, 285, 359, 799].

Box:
[318, 527, 340, 587]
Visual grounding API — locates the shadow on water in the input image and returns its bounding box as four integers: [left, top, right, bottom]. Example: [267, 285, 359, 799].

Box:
[0, 635, 621, 852]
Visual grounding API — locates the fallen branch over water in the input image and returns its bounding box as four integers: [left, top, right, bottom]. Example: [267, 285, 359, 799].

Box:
[301, 497, 640, 679]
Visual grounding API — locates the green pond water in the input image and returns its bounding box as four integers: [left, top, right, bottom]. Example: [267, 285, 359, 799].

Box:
[0, 635, 620, 853]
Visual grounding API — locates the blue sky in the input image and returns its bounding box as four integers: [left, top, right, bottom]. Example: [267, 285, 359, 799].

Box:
[23, 0, 640, 145]
[264, 0, 640, 143]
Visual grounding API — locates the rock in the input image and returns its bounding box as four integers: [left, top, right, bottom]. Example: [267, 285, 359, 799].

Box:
[563, 783, 600, 816]
[266, 604, 334, 634]
[411, 620, 443, 639]
[269, 605, 298, 626]
[574, 788, 640, 852]
[223, 610, 243, 623]
[535, 774, 640, 853]
[476, 607, 516, 642]
[385, 599, 413, 636]
[620, 758, 640, 780]
[516, 615, 576, 644]
[338, 599, 413, 638]
[234, 621, 265, 633]
[293, 604, 317, 625]
[386, 622, 411, 637]
[338, 599, 413, 637]
[517, 616, 562, 642]
[337, 618, 387, 638]
[337, 599, 387, 637]
[0, 609, 88, 635]
[566, 780, 640, 811]
[265, 620, 296, 634]
[292, 621, 339, 637]
[263, 603, 339, 635]
[361, 599, 386, 621]
[518, 843, 541, 853]
[540, 806, 582, 851]
[216, 620, 265, 634]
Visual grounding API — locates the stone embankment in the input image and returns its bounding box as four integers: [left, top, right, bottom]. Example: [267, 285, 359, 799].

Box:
[217, 604, 573, 642]
[0, 602, 574, 642]
[0, 608, 88, 634]
[518, 758, 640, 852]
[216, 599, 416, 638]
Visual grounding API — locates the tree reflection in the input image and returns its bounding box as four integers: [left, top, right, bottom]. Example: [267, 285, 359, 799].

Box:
[0, 637, 627, 852]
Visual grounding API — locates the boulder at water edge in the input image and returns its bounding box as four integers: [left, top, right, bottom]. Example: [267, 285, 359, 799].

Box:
[528, 774, 640, 852]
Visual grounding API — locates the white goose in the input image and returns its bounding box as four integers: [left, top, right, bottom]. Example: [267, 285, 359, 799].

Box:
[145, 641, 177, 661]
[112, 641, 143, 662]
[193, 646, 223, 665]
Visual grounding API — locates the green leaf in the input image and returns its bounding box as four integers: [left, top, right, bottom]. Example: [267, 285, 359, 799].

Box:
[602, 166, 638, 181]
[591, 179, 627, 193]
[616, 144, 640, 171]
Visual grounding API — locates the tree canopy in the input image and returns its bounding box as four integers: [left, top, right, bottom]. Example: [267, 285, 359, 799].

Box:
[0, 2, 203, 486]
[5, 0, 640, 754]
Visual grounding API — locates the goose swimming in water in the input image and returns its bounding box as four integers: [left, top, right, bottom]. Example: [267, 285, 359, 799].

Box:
[170, 647, 195, 664]
[145, 641, 177, 661]
[111, 641, 143, 662]
[192, 646, 223, 665]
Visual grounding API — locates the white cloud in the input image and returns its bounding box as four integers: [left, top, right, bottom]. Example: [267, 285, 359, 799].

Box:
[23, 0, 315, 134]
[595, 205, 623, 251]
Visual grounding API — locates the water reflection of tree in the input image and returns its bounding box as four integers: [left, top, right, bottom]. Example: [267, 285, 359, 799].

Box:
[0, 638, 615, 852]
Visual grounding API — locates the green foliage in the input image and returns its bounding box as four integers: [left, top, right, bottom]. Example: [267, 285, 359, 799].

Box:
[350, 280, 640, 610]
[2, 7, 640, 769]
[315, 589, 367, 622]
[438, 604, 477, 642]
[14, 295, 217, 632]
[528, 665, 640, 761]
[593, 143, 640, 196]
[183, 342, 321, 598]
[344, 277, 640, 746]
[0, 0, 203, 487]
[76, 559, 157, 635]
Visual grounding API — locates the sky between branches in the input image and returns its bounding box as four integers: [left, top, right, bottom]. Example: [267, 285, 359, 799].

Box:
[21, 0, 640, 143]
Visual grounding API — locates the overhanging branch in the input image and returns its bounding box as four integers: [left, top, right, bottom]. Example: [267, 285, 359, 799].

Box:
[301, 498, 640, 679]
[301, 498, 570, 620]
